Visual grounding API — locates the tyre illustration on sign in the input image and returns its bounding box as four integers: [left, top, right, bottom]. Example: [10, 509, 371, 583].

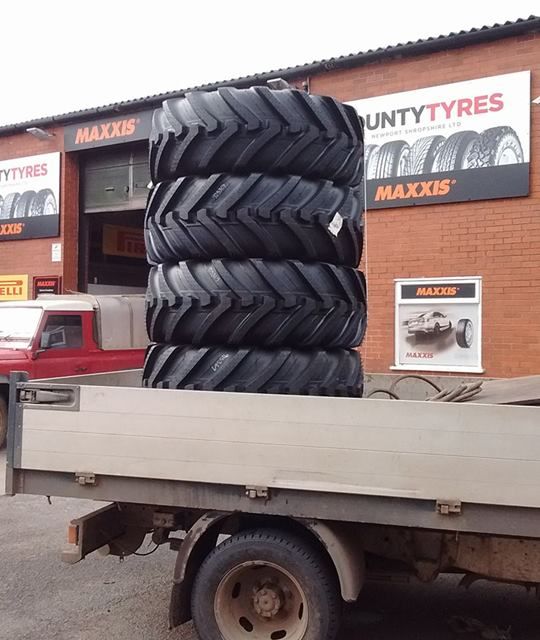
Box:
[0, 189, 57, 218]
[456, 318, 474, 348]
[364, 126, 524, 177]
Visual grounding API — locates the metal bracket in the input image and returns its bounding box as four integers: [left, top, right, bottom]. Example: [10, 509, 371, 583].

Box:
[245, 486, 270, 500]
[20, 389, 73, 404]
[436, 500, 462, 515]
[75, 472, 96, 486]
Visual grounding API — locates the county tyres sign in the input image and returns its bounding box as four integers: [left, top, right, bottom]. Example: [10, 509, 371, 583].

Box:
[0, 153, 60, 241]
[349, 72, 530, 209]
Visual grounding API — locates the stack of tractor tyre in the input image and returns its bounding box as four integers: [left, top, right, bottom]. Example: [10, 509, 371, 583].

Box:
[142, 86, 367, 397]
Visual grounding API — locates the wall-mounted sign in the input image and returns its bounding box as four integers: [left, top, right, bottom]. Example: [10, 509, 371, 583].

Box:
[64, 110, 153, 151]
[0, 153, 60, 241]
[33, 276, 62, 297]
[394, 277, 482, 373]
[102, 224, 146, 259]
[0, 274, 28, 301]
[349, 71, 530, 209]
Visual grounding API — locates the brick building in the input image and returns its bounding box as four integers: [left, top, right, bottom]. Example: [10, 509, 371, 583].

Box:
[0, 16, 538, 378]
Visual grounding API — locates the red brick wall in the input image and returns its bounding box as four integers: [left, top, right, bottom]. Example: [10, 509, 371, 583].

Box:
[0, 126, 79, 297]
[307, 33, 540, 377]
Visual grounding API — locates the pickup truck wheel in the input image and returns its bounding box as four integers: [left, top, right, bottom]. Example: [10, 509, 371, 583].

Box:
[150, 87, 364, 187]
[146, 260, 367, 348]
[191, 529, 341, 640]
[143, 344, 364, 397]
[0, 395, 7, 449]
[144, 174, 363, 267]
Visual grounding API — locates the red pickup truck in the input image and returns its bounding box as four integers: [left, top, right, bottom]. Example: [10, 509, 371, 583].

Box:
[0, 293, 148, 447]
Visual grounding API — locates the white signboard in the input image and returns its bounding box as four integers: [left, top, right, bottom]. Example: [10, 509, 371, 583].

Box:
[395, 277, 482, 373]
[349, 72, 530, 208]
[0, 152, 60, 240]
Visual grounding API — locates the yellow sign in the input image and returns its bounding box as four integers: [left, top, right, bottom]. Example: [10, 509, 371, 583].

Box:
[0, 274, 28, 301]
[102, 225, 145, 259]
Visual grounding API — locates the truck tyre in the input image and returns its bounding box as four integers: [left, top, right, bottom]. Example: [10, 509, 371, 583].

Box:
[432, 131, 480, 172]
[14, 190, 36, 218]
[408, 135, 445, 174]
[374, 140, 410, 178]
[150, 87, 364, 186]
[0, 193, 20, 219]
[143, 344, 364, 397]
[0, 395, 7, 449]
[29, 189, 57, 216]
[456, 318, 474, 348]
[191, 529, 341, 640]
[146, 260, 367, 348]
[364, 144, 379, 179]
[145, 174, 363, 267]
[467, 126, 524, 168]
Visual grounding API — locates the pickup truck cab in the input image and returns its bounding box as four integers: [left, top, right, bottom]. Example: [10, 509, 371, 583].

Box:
[0, 293, 147, 447]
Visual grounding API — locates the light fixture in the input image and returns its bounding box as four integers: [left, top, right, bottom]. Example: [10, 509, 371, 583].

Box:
[532, 96, 540, 105]
[267, 78, 292, 90]
[26, 127, 55, 140]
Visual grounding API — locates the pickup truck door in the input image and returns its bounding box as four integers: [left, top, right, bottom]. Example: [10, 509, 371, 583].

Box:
[32, 312, 88, 379]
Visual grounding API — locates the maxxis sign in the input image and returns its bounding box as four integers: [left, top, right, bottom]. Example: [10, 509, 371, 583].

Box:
[0, 152, 60, 241]
[349, 72, 530, 209]
[394, 277, 482, 373]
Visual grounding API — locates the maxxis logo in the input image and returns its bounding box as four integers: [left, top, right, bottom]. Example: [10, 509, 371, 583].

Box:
[375, 178, 457, 202]
[74, 118, 140, 145]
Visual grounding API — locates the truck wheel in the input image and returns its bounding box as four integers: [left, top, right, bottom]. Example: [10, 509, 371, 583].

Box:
[432, 131, 480, 171]
[374, 140, 410, 178]
[146, 260, 367, 348]
[29, 189, 57, 216]
[150, 87, 364, 186]
[0, 395, 7, 449]
[467, 126, 524, 168]
[143, 344, 364, 397]
[456, 319, 474, 348]
[433, 322, 440, 335]
[144, 174, 363, 267]
[408, 135, 445, 174]
[14, 190, 37, 218]
[0, 193, 20, 219]
[191, 529, 341, 640]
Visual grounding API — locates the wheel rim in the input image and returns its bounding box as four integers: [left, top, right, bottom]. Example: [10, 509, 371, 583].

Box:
[215, 561, 309, 640]
[497, 145, 520, 165]
[465, 321, 473, 346]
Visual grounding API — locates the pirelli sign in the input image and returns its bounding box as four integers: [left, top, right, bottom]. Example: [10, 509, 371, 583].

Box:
[64, 110, 153, 151]
[0, 275, 28, 301]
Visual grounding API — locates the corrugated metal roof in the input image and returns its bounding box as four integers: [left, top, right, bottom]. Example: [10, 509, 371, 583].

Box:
[1, 15, 538, 135]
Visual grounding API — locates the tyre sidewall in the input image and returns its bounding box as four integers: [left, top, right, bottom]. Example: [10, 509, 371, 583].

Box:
[191, 533, 339, 640]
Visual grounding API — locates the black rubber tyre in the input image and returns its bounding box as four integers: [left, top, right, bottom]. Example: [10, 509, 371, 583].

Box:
[29, 189, 57, 217]
[146, 260, 367, 348]
[14, 190, 36, 218]
[143, 344, 363, 396]
[374, 140, 410, 178]
[145, 174, 363, 267]
[191, 529, 341, 640]
[364, 144, 379, 179]
[432, 131, 480, 172]
[467, 126, 524, 168]
[456, 318, 474, 349]
[408, 135, 445, 174]
[0, 395, 7, 449]
[150, 87, 364, 186]
[0, 193, 20, 219]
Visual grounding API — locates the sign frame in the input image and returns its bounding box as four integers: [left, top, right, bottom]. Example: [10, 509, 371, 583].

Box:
[393, 276, 483, 374]
[0, 274, 29, 301]
[33, 275, 62, 298]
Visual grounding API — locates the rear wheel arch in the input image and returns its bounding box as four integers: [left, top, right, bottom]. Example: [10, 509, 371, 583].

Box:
[169, 511, 364, 628]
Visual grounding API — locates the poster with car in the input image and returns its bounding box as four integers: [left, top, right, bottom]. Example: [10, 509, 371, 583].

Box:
[0, 152, 60, 241]
[395, 277, 482, 373]
[349, 71, 530, 209]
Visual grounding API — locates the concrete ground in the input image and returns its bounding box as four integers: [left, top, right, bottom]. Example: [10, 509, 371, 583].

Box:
[1, 450, 539, 640]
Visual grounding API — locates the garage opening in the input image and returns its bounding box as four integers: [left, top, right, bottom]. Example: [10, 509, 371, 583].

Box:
[79, 146, 151, 294]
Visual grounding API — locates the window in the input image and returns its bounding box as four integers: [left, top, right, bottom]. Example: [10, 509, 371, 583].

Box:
[41, 315, 83, 349]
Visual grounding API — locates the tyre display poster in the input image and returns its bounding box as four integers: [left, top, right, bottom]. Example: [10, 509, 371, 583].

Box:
[349, 72, 530, 209]
[395, 277, 482, 373]
[0, 152, 60, 241]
